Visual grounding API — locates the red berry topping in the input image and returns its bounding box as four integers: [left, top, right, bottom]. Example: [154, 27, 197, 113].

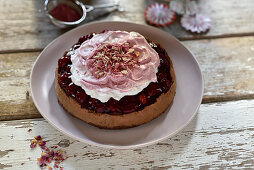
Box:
[75, 90, 88, 104]
[87, 33, 95, 39]
[64, 65, 71, 73]
[161, 79, 171, 91]
[121, 103, 137, 113]
[95, 103, 108, 113]
[73, 44, 80, 50]
[88, 98, 100, 110]
[101, 30, 108, 33]
[138, 93, 147, 105]
[58, 73, 71, 87]
[109, 105, 116, 112]
[78, 33, 94, 44]
[58, 56, 71, 68]
[65, 83, 77, 97]
[157, 72, 165, 81]
[147, 83, 162, 97]
[107, 98, 117, 112]
[78, 36, 87, 44]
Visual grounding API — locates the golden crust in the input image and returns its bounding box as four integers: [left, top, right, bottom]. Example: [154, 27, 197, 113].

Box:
[55, 45, 176, 129]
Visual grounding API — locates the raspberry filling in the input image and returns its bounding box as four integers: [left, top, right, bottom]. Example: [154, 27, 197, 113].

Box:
[57, 32, 173, 114]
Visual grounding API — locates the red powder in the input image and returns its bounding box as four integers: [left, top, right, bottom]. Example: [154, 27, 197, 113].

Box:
[49, 4, 81, 22]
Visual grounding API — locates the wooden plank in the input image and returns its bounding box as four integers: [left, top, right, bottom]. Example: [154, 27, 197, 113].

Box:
[0, 52, 40, 120]
[182, 36, 254, 103]
[1, 99, 254, 169]
[1, 36, 254, 120]
[1, 0, 254, 52]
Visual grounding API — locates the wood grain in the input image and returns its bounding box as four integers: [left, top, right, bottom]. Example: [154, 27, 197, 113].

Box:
[183, 36, 254, 103]
[1, 99, 254, 169]
[1, 36, 254, 120]
[0, 52, 40, 120]
[0, 0, 254, 52]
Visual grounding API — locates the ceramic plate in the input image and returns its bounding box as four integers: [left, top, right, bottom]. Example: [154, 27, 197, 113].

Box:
[30, 21, 203, 149]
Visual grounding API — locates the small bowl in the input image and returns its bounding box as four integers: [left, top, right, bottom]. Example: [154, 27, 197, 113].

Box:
[45, 0, 87, 28]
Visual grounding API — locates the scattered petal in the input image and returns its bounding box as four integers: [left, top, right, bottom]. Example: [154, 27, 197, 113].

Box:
[50, 146, 58, 149]
[29, 136, 69, 169]
[38, 141, 46, 147]
[30, 139, 37, 148]
[35, 135, 42, 140]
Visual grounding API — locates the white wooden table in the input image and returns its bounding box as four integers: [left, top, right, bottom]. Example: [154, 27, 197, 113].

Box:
[1, 0, 254, 169]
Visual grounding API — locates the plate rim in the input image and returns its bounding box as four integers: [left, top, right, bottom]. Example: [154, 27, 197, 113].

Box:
[30, 21, 204, 149]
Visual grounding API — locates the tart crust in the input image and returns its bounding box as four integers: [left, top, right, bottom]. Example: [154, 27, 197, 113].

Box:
[55, 45, 176, 129]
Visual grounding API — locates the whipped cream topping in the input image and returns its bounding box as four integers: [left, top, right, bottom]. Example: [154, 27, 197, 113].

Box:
[70, 30, 160, 102]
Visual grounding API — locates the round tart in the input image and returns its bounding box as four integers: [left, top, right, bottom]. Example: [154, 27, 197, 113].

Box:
[55, 30, 176, 129]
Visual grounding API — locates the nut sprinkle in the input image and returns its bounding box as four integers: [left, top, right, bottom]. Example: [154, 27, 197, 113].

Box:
[88, 42, 140, 79]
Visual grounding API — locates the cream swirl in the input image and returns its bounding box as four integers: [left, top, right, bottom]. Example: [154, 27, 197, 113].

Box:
[70, 31, 160, 102]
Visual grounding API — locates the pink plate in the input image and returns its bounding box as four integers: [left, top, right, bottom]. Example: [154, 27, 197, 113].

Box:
[30, 21, 203, 149]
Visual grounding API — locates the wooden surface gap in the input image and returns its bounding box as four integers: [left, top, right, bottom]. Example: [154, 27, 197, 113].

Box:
[0, 48, 42, 55]
[0, 114, 42, 122]
[202, 95, 254, 104]
[179, 32, 254, 41]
